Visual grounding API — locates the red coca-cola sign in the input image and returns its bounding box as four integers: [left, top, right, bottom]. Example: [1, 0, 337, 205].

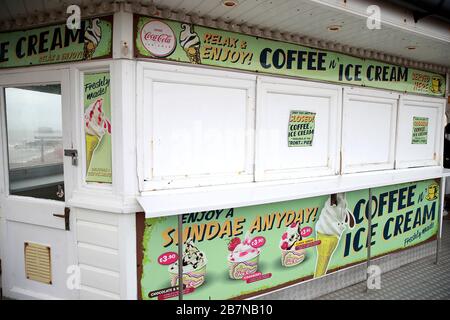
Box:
[140, 20, 176, 57]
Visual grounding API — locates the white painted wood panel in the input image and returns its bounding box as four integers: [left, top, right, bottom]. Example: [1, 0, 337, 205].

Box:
[74, 208, 136, 300]
[342, 88, 399, 173]
[137, 62, 256, 191]
[79, 264, 120, 294]
[255, 76, 341, 181]
[75, 209, 119, 226]
[77, 242, 120, 272]
[395, 94, 445, 169]
[79, 285, 120, 300]
[76, 220, 118, 249]
[3, 221, 77, 299]
[139, 167, 450, 218]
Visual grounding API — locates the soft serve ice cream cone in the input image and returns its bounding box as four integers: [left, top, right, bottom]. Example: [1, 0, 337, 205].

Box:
[314, 193, 355, 278]
[227, 232, 260, 279]
[179, 24, 201, 64]
[84, 18, 102, 60]
[280, 222, 305, 267]
[84, 98, 111, 171]
[168, 238, 207, 289]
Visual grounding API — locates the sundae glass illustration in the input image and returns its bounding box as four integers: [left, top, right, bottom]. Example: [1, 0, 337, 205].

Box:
[314, 193, 355, 278]
[84, 98, 111, 170]
[280, 222, 306, 267]
[227, 232, 260, 279]
[84, 18, 102, 60]
[179, 23, 201, 64]
[168, 238, 207, 288]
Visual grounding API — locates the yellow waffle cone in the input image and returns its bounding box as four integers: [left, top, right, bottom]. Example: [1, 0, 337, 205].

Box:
[314, 232, 339, 278]
[84, 41, 97, 60]
[85, 134, 100, 170]
[184, 47, 201, 64]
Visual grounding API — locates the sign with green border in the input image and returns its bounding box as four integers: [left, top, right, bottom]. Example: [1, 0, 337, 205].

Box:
[139, 179, 440, 300]
[288, 110, 316, 147]
[84, 72, 112, 183]
[0, 16, 113, 68]
[134, 15, 445, 97]
[412, 116, 429, 145]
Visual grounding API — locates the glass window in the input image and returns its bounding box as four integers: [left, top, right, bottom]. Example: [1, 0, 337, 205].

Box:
[4, 85, 65, 201]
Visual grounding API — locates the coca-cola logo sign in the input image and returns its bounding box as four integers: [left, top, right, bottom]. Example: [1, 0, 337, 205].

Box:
[140, 20, 176, 57]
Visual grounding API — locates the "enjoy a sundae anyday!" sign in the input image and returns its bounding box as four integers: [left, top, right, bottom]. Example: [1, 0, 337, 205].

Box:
[139, 179, 440, 300]
[134, 15, 445, 97]
[0, 16, 112, 69]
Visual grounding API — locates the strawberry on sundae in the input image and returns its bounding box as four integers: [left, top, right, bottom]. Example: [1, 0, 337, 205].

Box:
[227, 232, 260, 280]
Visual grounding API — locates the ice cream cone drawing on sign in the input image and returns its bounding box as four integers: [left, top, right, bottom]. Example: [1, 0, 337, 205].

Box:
[84, 98, 111, 171]
[84, 18, 102, 60]
[314, 193, 355, 278]
[180, 24, 201, 64]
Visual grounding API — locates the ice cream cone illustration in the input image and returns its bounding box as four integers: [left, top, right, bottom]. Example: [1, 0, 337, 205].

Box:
[180, 24, 201, 64]
[85, 134, 100, 170]
[84, 98, 111, 171]
[168, 239, 207, 288]
[314, 232, 338, 277]
[84, 18, 102, 60]
[314, 193, 355, 278]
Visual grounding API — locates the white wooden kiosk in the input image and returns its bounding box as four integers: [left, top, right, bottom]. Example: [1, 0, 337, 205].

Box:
[0, 1, 449, 300]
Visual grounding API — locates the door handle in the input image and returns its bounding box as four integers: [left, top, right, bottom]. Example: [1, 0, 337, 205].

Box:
[53, 207, 70, 231]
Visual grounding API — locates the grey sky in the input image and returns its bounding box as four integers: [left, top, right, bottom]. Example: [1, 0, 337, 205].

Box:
[5, 87, 62, 144]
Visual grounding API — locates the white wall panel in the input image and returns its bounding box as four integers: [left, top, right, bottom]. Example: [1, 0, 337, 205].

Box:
[138, 62, 256, 190]
[255, 76, 341, 181]
[342, 88, 399, 173]
[396, 95, 445, 168]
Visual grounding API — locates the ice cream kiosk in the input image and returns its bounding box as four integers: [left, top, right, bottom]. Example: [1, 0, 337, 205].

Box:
[0, 1, 449, 300]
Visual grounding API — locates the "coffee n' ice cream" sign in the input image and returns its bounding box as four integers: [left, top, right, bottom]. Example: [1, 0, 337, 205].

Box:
[134, 15, 445, 97]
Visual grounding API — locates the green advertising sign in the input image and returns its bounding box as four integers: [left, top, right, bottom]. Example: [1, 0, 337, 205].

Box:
[0, 16, 112, 68]
[288, 111, 316, 147]
[134, 16, 445, 97]
[412, 116, 429, 145]
[140, 179, 440, 300]
[84, 72, 112, 183]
